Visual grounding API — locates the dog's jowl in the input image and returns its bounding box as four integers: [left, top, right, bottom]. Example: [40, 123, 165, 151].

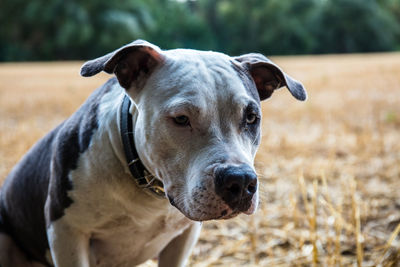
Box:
[0, 40, 306, 267]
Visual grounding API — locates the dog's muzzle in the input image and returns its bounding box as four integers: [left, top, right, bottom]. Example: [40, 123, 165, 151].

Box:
[214, 165, 257, 212]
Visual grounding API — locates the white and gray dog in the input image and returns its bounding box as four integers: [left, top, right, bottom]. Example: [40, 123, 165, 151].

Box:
[0, 40, 306, 267]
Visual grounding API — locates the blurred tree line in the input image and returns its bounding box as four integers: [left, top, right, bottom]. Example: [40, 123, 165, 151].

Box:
[1, 0, 399, 61]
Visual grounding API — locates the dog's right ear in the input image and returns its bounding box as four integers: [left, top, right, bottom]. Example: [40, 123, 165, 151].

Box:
[234, 53, 307, 101]
[80, 40, 164, 90]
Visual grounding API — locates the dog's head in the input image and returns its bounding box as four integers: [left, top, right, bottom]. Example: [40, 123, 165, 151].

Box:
[81, 40, 306, 221]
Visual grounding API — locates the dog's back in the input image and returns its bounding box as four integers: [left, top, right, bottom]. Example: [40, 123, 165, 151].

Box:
[0, 80, 114, 266]
[0, 127, 55, 265]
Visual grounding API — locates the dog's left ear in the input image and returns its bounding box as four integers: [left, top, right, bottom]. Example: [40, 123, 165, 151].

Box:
[234, 53, 307, 101]
[80, 40, 164, 90]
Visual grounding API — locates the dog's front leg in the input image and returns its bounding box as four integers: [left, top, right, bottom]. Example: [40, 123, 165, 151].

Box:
[158, 222, 202, 267]
[47, 219, 90, 267]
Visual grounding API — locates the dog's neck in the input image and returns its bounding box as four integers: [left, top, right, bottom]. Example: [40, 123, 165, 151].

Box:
[120, 95, 166, 198]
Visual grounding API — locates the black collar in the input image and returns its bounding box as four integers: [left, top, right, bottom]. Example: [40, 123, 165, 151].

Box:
[120, 95, 165, 198]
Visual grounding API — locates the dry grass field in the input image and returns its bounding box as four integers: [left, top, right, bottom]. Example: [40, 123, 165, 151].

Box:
[0, 53, 399, 266]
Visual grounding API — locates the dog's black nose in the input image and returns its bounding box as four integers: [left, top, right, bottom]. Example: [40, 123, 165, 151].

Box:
[214, 165, 257, 211]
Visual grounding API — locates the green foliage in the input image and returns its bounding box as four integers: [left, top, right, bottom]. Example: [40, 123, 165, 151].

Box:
[0, 0, 399, 61]
[312, 0, 399, 53]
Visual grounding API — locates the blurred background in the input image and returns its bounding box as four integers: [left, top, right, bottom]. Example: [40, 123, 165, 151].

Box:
[1, 0, 400, 61]
[1, 0, 400, 266]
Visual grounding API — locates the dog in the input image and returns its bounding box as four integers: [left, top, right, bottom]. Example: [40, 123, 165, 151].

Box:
[0, 40, 306, 267]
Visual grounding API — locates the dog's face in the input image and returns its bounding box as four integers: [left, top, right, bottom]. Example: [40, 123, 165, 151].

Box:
[81, 40, 307, 221]
[134, 50, 262, 221]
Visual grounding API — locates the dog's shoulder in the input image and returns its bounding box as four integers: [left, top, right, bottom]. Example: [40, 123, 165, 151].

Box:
[47, 77, 119, 222]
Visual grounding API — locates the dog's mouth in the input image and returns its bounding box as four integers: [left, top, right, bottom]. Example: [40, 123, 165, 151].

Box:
[167, 191, 258, 221]
[163, 163, 259, 221]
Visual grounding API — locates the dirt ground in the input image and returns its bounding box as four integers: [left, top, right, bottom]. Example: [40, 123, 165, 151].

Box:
[0, 53, 399, 266]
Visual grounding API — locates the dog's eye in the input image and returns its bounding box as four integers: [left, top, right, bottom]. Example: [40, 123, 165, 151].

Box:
[246, 112, 258, 124]
[173, 115, 190, 126]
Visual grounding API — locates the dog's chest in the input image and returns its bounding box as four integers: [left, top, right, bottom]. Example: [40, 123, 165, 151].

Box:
[65, 162, 193, 266]
[88, 210, 191, 266]
[65, 144, 192, 266]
